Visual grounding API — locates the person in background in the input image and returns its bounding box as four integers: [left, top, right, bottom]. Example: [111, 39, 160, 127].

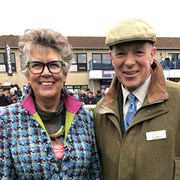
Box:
[79, 89, 87, 103]
[84, 91, 96, 105]
[72, 89, 79, 100]
[94, 19, 180, 179]
[0, 28, 101, 179]
[100, 88, 105, 98]
[0, 89, 8, 106]
[14, 84, 23, 98]
[8, 88, 19, 104]
[3, 90, 9, 97]
[3, 90, 11, 105]
[85, 88, 90, 95]
[12, 95, 18, 104]
[0, 83, 5, 91]
[94, 90, 102, 104]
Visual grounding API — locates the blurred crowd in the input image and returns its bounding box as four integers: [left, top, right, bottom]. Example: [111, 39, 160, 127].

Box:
[0, 82, 107, 106]
[71, 88, 108, 105]
[0, 83, 22, 106]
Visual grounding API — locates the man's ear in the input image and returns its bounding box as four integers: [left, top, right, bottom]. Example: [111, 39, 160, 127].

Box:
[109, 50, 112, 58]
[150, 47, 156, 65]
[109, 50, 115, 67]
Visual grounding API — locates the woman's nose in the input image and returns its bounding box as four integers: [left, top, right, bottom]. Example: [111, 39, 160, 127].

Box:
[41, 65, 51, 75]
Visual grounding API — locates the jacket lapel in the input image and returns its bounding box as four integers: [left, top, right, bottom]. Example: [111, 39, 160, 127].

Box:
[97, 60, 169, 133]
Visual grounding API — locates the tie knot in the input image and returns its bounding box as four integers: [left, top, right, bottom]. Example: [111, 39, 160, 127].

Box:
[127, 93, 136, 104]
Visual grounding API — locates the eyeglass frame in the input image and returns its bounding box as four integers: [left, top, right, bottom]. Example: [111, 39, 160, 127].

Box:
[27, 60, 64, 75]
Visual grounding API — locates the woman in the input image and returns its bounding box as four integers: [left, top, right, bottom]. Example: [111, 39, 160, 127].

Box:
[0, 28, 101, 179]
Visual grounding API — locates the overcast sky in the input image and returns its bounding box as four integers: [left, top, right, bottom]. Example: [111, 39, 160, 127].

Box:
[1, 0, 180, 37]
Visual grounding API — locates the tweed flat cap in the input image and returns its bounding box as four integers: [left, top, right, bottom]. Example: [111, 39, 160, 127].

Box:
[105, 19, 156, 47]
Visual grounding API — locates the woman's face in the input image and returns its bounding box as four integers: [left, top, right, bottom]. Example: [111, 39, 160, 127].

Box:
[27, 47, 66, 101]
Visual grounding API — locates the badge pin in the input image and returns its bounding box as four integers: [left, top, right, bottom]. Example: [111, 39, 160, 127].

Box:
[146, 130, 166, 141]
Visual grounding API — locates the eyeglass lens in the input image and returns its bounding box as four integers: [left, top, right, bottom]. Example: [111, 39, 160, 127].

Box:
[28, 61, 63, 74]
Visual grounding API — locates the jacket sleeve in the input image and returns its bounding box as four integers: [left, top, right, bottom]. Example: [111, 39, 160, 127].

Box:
[0, 114, 16, 179]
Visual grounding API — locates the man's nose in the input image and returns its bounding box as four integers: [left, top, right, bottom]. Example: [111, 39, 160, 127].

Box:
[125, 53, 135, 65]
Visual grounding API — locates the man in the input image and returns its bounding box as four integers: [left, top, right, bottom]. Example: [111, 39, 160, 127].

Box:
[73, 89, 80, 100]
[100, 88, 105, 98]
[8, 88, 19, 105]
[79, 89, 87, 103]
[94, 90, 102, 104]
[94, 19, 180, 179]
[84, 91, 96, 105]
[0, 89, 8, 106]
[0, 83, 5, 91]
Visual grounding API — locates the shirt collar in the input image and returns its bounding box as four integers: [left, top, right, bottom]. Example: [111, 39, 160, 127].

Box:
[122, 75, 151, 105]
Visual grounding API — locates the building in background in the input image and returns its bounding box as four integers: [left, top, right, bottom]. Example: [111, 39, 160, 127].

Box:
[0, 36, 180, 93]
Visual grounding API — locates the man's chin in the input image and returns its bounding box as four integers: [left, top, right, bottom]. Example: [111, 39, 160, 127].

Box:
[123, 84, 138, 92]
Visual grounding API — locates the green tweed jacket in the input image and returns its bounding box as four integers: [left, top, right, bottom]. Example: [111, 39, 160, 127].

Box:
[94, 60, 180, 180]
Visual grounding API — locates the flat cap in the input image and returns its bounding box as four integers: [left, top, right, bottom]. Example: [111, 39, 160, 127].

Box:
[105, 19, 156, 47]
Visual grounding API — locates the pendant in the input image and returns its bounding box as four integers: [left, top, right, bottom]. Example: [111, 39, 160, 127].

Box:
[53, 135, 64, 159]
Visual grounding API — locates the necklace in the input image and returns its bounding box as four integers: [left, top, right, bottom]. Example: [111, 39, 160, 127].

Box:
[49, 125, 65, 138]
[49, 125, 65, 159]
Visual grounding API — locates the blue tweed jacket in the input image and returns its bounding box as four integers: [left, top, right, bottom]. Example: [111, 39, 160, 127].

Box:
[0, 86, 101, 179]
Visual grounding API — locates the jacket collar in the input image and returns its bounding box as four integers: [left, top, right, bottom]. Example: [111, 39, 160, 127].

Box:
[21, 86, 82, 115]
[101, 60, 169, 108]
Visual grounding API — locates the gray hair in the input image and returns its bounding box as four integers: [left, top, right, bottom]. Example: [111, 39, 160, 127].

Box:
[18, 28, 72, 77]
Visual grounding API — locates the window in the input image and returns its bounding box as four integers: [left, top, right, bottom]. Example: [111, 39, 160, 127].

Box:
[102, 54, 111, 64]
[72, 54, 77, 64]
[168, 53, 180, 60]
[93, 53, 111, 64]
[78, 54, 86, 63]
[0, 54, 4, 63]
[93, 54, 101, 63]
[72, 53, 87, 72]
[92, 53, 113, 70]
[0, 53, 16, 72]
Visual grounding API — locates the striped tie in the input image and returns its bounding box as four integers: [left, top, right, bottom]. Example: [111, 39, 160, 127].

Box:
[124, 93, 137, 131]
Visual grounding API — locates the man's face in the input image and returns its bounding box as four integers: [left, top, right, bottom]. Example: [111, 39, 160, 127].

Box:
[80, 90, 85, 94]
[109, 41, 156, 92]
[88, 93, 93, 98]
[74, 90, 78, 95]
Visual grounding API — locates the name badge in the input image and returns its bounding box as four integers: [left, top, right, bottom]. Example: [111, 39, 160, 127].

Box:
[146, 130, 166, 141]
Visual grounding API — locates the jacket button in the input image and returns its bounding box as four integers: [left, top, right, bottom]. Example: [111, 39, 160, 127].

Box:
[161, 104, 165, 108]
[147, 110, 151, 113]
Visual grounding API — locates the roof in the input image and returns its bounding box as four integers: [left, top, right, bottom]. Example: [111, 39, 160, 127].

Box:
[68, 36, 108, 49]
[0, 35, 180, 50]
[0, 35, 19, 48]
[155, 37, 180, 49]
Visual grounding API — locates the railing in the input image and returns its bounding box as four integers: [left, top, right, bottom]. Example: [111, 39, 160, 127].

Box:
[84, 104, 96, 112]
